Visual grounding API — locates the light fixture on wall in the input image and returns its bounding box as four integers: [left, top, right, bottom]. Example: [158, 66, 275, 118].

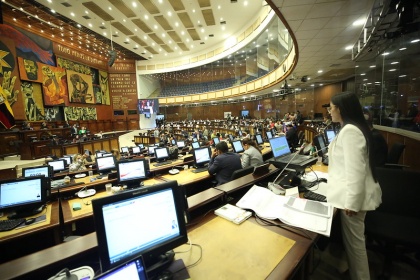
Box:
[108, 23, 117, 67]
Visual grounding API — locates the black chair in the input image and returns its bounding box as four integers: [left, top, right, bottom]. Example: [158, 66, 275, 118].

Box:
[230, 166, 255, 180]
[384, 142, 407, 169]
[365, 167, 420, 278]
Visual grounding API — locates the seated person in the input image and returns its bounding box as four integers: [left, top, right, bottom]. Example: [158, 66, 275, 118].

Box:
[241, 139, 263, 168]
[22, 122, 33, 130]
[285, 124, 298, 150]
[40, 121, 48, 129]
[69, 154, 87, 172]
[51, 136, 61, 146]
[111, 149, 121, 161]
[208, 141, 242, 186]
[78, 126, 86, 135]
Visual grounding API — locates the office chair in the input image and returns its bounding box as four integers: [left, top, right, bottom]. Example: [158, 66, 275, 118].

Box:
[365, 167, 420, 278]
[384, 142, 407, 169]
[230, 166, 255, 180]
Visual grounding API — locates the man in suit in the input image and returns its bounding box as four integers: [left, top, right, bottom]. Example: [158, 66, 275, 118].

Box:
[70, 124, 78, 135]
[208, 141, 242, 186]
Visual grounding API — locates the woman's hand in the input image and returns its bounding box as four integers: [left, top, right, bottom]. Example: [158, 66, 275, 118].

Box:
[344, 209, 357, 217]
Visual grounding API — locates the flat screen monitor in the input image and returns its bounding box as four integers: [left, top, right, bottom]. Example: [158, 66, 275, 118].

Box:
[266, 130, 273, 140]
[255, 134, 264, 145]
[154, 147, 170, 162]
[103, 153, 113, 157]
[96, 156, 117, 174]
[22, 165, 52, 178]
[47, 159, 66, 172]
[96, 152, 104, 158]
[240, 110, 249, 117]
[238, 130, 243, 137]
[192, 137, 198, 143]
[144, 113, 151, 119]
[213, 137, 220, 145]
[271, 127, 277, 135]
[269, 136, 290, 158]
[92, 181, 188, 276]
[171, 139, 176, 145]
[132, 146, 141, 154]
[192, 146, 211, 168]
[231, 140, 244, 153]
[324, 129, 336, 144]
[313, 134, 328, 157]
[59, 157, 72, 166]
[93, 256, 148, 280]
[121, 147, 129, 154]
[116, 158, 149, 189]
[228, 134, 234, 142]
[148, 146, 156, 156]
[191, 141, 200, 149]
[0, 176, 49, 219]
[156, 114, 165, 120]
[176, 141, 185, 148]
[138, 143, 144, 149]
[138, 99, 159, 114]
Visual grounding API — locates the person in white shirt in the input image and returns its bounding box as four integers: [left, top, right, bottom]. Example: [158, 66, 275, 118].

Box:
[327, 92, 382, 280]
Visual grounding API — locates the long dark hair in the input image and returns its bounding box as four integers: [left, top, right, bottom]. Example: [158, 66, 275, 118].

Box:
[331, 92, 377, 181]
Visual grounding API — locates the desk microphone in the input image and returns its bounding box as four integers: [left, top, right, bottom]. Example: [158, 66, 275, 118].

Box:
[76, 186, 96, 198]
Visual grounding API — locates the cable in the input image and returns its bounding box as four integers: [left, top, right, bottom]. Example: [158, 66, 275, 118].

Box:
[171, 243, 203, 275]
[173, 236, 192, 254]
[254, 213, 314, 240]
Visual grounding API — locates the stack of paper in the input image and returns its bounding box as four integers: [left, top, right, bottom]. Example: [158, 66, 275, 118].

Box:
[236, 185, 333, 236]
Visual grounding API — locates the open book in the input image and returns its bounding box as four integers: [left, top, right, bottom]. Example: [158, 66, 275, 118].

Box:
[236, 185, 333, 236]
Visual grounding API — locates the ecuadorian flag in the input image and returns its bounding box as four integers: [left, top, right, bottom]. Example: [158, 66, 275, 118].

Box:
[0, 84, 15, 129]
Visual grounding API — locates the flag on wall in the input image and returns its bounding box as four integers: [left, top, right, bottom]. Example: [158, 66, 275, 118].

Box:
[0, 84, 15, 129]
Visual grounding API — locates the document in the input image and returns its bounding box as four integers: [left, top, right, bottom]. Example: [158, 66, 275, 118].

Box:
[236, 185, 333, 236]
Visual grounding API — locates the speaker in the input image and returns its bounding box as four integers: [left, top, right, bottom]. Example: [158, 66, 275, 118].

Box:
[108, 50, 117, 67]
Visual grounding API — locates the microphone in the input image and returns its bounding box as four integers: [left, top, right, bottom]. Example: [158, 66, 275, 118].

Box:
[76, 186, 96, 198]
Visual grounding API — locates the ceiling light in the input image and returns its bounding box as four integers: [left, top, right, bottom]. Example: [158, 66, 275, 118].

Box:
[108, 7, 112, 10]
[70, 12, 75, 17]
[51, 9, 56, 13]
[132, 2, 137, 8]
[399, 75, 407, 77]
[389, 69, 396, 71]
[345, 45, 352, 50]
[317, 70, 323, 73]
[399, 47, 407, 51]
[410, 39, 420, 43]
[391, 62, 399, 64]
[370, 65, 376, 68]
[352, 19, 365, 26]
[382, 52, 390, 56]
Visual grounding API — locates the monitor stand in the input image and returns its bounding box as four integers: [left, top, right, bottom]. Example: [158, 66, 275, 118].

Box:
[7, 204, 45, 219]
[145, 250, 175, 278]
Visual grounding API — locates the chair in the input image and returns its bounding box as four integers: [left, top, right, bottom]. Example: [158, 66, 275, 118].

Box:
[384, 142, 407, 169]
[365, 167, 420, 278]
[230, 166, 255, 180]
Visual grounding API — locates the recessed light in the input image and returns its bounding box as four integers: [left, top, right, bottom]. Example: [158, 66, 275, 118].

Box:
[410, 39, 420, 43]
[317, 70, 323, 73]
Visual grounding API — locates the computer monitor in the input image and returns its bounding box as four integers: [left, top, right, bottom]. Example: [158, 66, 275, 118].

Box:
[92, 181, 188, 276]
[176, 140, 185, 149]
[213, 137, 220, 145]
[171, 139, 176, 145]
[191, 141, 200, 149]
[266, 130, 273, 140]
[255, 134, 264, 145]
[121, 147, 129, 154]
[238, 130, 243, 137]
[59, 157, 72, 166]
[313, 134, 328, 157]
[47, 159, 66, 173]
[96, 152, 104, 158]
[231, 140, 244, 153]
[192, 146, 212, 168]
[148, 146, 156, 156]
[324, 129, 336, 144]
[0, 176, 50, 219]
[154, 147, 170, 162]
[96, 156, 117, 175]
[269, 136, 290, 158]
[93, 256, 148, 280]
[192, 137, 198, 143]
[228, 134, 234, 142]
[132, 146, 141, 154]
[103, 153, 113, 157]
[271, 127, 277, 135]
[22, 165, 53, 178]
[116, 158, 149, 189]
[138, 143, 144, 149]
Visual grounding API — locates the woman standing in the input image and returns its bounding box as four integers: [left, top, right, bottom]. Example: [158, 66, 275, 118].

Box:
[327, 92, 382, 280]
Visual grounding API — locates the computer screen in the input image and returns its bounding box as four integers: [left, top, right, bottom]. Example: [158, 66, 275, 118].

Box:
[59, 157, 72, 166]
[47, 159, 66, 172]
[171, 139, 176, 145]
[313, 134, 328, 157]
[132, 146, 141, 154]
[96, 156, 117, 173]
[92, 181, 188, 275]
[231, 140, 244, 153]
[93, 256, 148, 280]
[138, 143, 144, 149]
[255, 134, 264, 145]
[191, 141, 200, 149]
[192, 137, 198, 143]
[269, 136, 290, 158]
[154, 147, 170, 162]
[0, 176, 49, 218]
[148, 146, 155, 156]
[22, 165, 52, 178]
[266, 131, 273, 140]
[324, 129, 336, 144]
[176, 141, 185, 148]
[103, 153, 113, 157]
[192, 146, 211, 167]
[121, 147, 129, 154]
[238, 130, 243, 137]
[228, 134, 234, 142]
[116, 158, 149, 188]
[213, 137, 220, 145]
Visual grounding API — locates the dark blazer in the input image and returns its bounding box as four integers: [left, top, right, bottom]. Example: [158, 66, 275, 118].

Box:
[208, 152, 242, 185]
[70, 126, 78, 135]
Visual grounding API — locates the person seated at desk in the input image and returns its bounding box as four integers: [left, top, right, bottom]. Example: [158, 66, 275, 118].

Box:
[208, 141, 242, 186]
[22, 122, 33, 130]
[69, 154, 87, 172]
[111, 149, 121, 161]
[40, 121, 48, 130]
[285, 124, 298, 150]
[241, 139, 263, 168]
[72, 135, 81, 143]
[51, 136, 61, 146]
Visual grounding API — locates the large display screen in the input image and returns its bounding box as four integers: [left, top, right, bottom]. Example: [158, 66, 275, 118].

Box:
[138, 99, 159, 114]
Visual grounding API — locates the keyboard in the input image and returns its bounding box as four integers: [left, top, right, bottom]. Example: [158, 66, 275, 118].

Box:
[303, 190, 327, 202]
[0, 218, 25, 232]
[153, 161, 173, 167]
[192, 167, 208, 173]
[280, 154, 312, 164]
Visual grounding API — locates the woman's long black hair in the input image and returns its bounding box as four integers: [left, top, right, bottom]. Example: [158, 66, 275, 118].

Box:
[331, 92, 377, 182]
